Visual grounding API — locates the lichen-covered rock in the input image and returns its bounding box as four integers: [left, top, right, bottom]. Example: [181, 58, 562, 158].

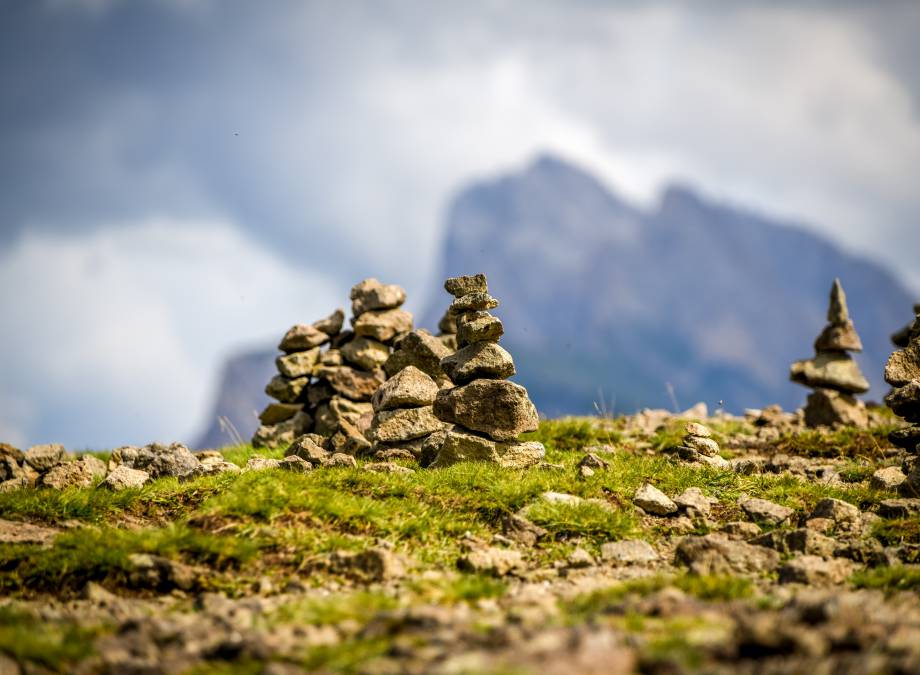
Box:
[444, 274, 488, 297]
[99, 465, 150, 491]
[456, 311, 504, 346]
[275, 348, 321, 378]
[871, 466, 907, 491]
[41, 461, 94, 490]
[352, 308, 413, 343]
[278, 323, 329, 352]
[109, 442, 200, 479]
[371, 407, 445, 444]
[430, 427, 544, 469]
[349, 279, 407, 317]
[885, 340, 920, 388]
[449, 292, 499, 315]
[340, 336, 390, 371]
[320, 366, 385, 402]
[24, 443, 67, 472]
[313, 308, 345, 336]
[383, 330, 452, 384]
[372, 366, 438, 412]
[440, 341, 515, 384]
[264, 374, 309, 403]
[433, 380, 539, 441]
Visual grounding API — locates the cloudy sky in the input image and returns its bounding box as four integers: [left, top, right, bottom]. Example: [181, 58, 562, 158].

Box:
[1, 0, 919, 449]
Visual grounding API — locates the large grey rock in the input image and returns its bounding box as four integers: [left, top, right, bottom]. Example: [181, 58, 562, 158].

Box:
[600, 539, 659, 564]
[885, 380, 920, 423]
[683, 435, 720, 457]
[99, 465, 150, 491]
[258, 402, 303, 426]
[78, 455, 107, 480]
[264, 374, 309, 403]
[779, 555, 854, 585]
[674, 487, 717, 516]
[319, 366, 385, 402]
[809, 497, 860, 525]
[350, 278, 407, 316]
[888, 425, 920, 450]
[633, 484, 677, 515]
[440, 341, 515, 384]
[457, 547, 523, 576]
[444, 273, 488, 297]
[24, 443, 67, 471]
[790, 351, 870, 394]
[871, 466, 907, 491]
[456, 311, 504, 345]
[330, 546, 405, 581]
[245, 456, 282, 471]
[383, 330, 452, 384]
[289, 434, 330, 465]
[430, 427, 544, 469]
[340, 336, 390, 371]
[41, 461, 94, 490]
[372, 366, 438, 412]
[675, 533, 780, 575]
[278, 323, 330, 352]
[275, 348, 321, 378]
[449, 291, 499, 314]
[739, 496, 794, 526]
[353, 308, 413, 343]
[110, 442, 200, 478]
[804, 388, 868, 428]
[371, 407, 445, 443]
[433, 380, 539, 441]
[328, 419, 372, 456]
[313, 308, 345, 336]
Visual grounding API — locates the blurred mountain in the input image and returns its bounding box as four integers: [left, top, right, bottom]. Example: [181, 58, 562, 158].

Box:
[194, 154, 915, 447]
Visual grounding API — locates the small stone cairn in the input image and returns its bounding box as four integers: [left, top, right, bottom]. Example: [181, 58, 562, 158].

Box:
[253, 278, 412, 452]
[673, 422, 729, 469]
[428, 274, 545, 468]
[884, 306, 920, 494]
[790, 279, 869, 427]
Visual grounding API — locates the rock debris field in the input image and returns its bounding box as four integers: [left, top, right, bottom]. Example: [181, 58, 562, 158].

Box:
[0, 274, 919, 674]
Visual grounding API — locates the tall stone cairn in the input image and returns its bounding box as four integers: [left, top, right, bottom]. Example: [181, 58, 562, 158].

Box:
[252, 278, 412, 454]
[884, 305, 920, 496]
[429, 274, 545, 468]
[790, 278, 870, 428]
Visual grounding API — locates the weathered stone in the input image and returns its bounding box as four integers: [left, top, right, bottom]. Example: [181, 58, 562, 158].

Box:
[328, 418, 372, 456]
[306, 380, 336, 406]
[24, 443, 67, 471]
[329, 396, 373, 424]
[110, 443, 200, 478]
[885, 381, 920, 423]
[877, 498, 920, 518]
[440, 342, 515, 384]
[329, 546, 405, 581]
[252, 411, 313, 449]
[278, 323, 329, 352]
[364, 461, 415, 475]
[888, 426, 920, 450]
[41, 461, 94, 490]
[328, 452, 358, 467]
[349, 279, 407, 317]
[279, 455, 312, 473]
[501, 513, 548, 546]
[685, 422, 712, 438]
[245, 456, 282, 471]
[383, 330, 453, 384]
[0, 443, 23, 464]
[600, 539, 659, 564]
[871, 466, 907, 491]
[739, 496, 793, 526]
[258, 402, 303, 426]
[633, 484, 677, 515]
[449, 291, 498, 314]
[444, 273, 488, 297]
[320, 366, 385, 402]
[264, 374, 309, 403]
[456, 311, 504, 346]
[371, 406, 445, 443]
[183, 458, 241, 480]
[276, 347, 321, 378]
[784, 529, 837, 557]
[567, 547, 595, 568]
[790, 351, 870, 394]
[778, 555, 853, 585]
[810, 497, 860, 525]
[313, 308, 345, 336]
[430, 427, 544, 469]
[719, 521, 762, 539]
[674, 487, 717, 516]
[320, 348, 344, 367]
[457, 547, 523, 576]
[675, 533, 780, 575]
[578, 452, 610, 470]
[433, 380, 539, 441]
[683, 435, 720, 456]
[803, 388, 868, 428]
[79, 455, 107, 480]
[353, 308, 413, 343]
[437, 309, 457, 334]
[372, 366, 438, 412]
[99, 465, 150, 491]
[373, 448, 416, 463]
[289, 434, 330, 465]
[340, 336, 390, 371]
[814, 321, 863, 352]
[126, 553, 198, 592]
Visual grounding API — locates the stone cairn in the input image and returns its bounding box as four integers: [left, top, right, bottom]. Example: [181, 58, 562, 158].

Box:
[790, 279, 869, 427]
[427, 274, 545, 468]
[884, 305, 920, 495]
[253, 278, 412, 453]
[673, 422, 729, 469]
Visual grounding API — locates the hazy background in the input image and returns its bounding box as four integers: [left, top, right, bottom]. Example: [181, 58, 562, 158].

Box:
[1, 0, 919, 449]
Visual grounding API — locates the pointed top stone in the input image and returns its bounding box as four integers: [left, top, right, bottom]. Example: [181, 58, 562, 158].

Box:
[444, 274, 488, 298]
[827, 278, 848, 325]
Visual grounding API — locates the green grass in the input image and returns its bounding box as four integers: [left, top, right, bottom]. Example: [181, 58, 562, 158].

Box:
[774, 426, 898, 458]
[851, 566, 920, 592]
[0, 605, 102, 668]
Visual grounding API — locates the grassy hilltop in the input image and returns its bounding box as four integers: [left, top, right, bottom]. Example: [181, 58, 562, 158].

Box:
[1, 412, 919, 673]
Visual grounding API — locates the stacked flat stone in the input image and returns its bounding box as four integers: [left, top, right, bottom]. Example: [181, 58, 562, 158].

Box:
[368, 366, 446, 461]
[884, 308, 920, 465]
[674, 422, 729, 469]
[252, 278, 412, 452]
[790, 279, 870, 427]
[429, 274, 545, 468]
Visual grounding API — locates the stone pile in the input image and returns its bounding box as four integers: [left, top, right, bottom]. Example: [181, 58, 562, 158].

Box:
[436, 308, 458, 351]
[428, 274, 545, 468]
[790, 279, 869, 427]
[252, 278, 412, 452]
[891, 303, 920, 349]
[884, 306, 920, 495]
[368, 366, 446, 461]
[673, 422, 729, 469]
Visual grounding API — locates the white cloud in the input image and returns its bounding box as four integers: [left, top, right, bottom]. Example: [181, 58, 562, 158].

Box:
[0, 219, 338, 449]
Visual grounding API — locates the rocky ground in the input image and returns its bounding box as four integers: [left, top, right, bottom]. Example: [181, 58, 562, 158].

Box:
[1, 406, 919, 674]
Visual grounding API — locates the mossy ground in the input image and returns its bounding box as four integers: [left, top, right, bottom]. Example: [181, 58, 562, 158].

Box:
[0, 415, 918, 672]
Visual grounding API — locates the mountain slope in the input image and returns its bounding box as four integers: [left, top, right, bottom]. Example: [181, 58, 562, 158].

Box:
[421, 154, 913, 416]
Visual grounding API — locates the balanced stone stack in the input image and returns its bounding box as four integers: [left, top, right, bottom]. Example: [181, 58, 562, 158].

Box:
[253, 278, 412, 451]
[884, 307, 920, 469]
[368, 366, 446, 460]
[436, 308, 458, 351]
[673, 422, 729, 469]
[790, 279, 870, 428]
[429, 274, 545, 468]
